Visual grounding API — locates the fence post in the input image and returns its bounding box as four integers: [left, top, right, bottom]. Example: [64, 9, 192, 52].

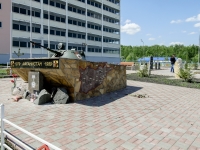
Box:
[1, 104, 5, 150]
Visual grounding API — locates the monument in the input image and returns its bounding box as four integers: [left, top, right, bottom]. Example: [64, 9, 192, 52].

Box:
[10, 42, 126, 103]
[174, 58, 183, 79]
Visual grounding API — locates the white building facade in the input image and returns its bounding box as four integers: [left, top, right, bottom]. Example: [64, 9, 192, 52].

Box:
[0, 0, 121, 64]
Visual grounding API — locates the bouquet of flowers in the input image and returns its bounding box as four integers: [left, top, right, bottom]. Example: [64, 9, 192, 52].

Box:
[10, 74, 18, 88]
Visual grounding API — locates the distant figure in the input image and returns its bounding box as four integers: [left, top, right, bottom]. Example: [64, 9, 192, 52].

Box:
[170, 55, 176, 73]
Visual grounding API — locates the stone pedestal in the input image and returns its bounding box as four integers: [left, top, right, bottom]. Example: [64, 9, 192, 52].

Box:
[11, 58, 127, 102]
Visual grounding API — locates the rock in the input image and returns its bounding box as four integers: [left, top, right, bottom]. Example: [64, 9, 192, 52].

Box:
[34, 89, 51, 105]
[23, 90, 31, 100]
[52, 88, 69, 104]
[12, 83, 26, 96]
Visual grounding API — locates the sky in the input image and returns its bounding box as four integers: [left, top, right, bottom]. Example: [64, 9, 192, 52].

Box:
[121, 0, 200, 46]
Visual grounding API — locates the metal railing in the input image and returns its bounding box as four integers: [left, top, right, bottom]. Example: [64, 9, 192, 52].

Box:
[0, 104, 62, 150]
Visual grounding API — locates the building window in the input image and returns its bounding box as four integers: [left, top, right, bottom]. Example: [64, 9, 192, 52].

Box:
[0, 22, 2, 28]
[44, 28, 48, 34]
[50, 1, 54, 6]
[0, 3, 1, 9]
[35, 27, 40, 33]
[20, 25, 26, 31]
[50, 30, 54, 35]
[61, 18, 65, 23]
[43, 0, 48, 4]
[61, 31, 65, 36]
[13, 41, 19, 47]
[13, 24, 19, 30]
[61, 4, 65, 9]
[20, 8, 26, 15]
[20, 41, 27, 47]
[44, 13, 48, 19]
[56, 31, 60, 36]
[50, 15, 54, 20]
[56, 16, 60, 22]
[56, 2, 60, 8]
[13, 7, 19, 13]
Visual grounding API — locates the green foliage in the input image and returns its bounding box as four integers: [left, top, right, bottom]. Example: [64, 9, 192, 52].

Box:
[121, 44, 199, 62]
[137, 65, 149, 77]
[184, 62, 188, 69]
[192, 63, 198, 70]
[127, 73, 200, 89]
[177, 68, 193, 82]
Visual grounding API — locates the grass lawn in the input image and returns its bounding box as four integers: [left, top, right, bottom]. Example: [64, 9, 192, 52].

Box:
[127, 73, 200, 89]
[0, 69, 7, 75]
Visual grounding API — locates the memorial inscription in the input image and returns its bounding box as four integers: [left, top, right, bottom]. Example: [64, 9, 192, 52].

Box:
[10, 59, 59, 69]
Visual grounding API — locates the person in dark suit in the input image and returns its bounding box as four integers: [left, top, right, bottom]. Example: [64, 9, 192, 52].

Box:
[170, 55, 176, 73]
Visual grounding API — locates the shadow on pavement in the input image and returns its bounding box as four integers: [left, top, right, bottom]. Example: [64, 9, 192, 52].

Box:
[75, 85, 142, 107]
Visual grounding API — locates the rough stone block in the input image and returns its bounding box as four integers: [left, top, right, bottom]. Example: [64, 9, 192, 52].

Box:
[52, 88, 69, 104]
[34, 89, 51, 105]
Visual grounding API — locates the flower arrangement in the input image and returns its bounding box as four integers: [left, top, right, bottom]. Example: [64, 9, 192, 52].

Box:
[10, 74, 18, 88]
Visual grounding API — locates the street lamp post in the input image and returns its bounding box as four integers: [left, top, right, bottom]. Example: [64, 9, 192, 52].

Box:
[141, 39, 144, 63]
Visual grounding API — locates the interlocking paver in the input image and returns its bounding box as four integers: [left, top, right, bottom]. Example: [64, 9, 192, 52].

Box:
[1, 69, 200, 149]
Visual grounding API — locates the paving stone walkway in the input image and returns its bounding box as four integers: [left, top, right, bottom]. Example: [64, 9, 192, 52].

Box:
[0, 71, 200, 150]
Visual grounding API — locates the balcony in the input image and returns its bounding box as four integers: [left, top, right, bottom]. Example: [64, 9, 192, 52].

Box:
[12, 47, 43, 54]
[103, 43, 120, 49]
[12, 0, 30, 6]
[103, 1, 120, 10]
[12, 13, 30, 23]
[87, 5, 101, 14]
[31, 16, 41, 25]
[31, 1, 41, 9]
[103, 32, 120, 39]
[87, 28, 102, 36]
[68, 24, 86, 33]
[87, 16, 102, 25]
[87, 40, 102, 47]
[103, 11, 120, 20]
[86, 52, 102, 57]
[43, 34, 66, 42]
[43, 19, 66, 29]
[103, 53, 120, 58]
[103, 21, 119, 29]
[43, 4, 66, 15]
[12, 30, 30, 38]
[68, 11, 86, 21]
[68, 0, 86, 9]
[68, 37, 86, 44]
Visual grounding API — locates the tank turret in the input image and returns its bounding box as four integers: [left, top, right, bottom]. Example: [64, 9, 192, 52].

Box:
[30, 41, 86, 60]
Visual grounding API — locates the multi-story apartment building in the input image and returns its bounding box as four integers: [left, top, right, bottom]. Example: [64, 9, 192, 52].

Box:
[0, 0, 121, 64]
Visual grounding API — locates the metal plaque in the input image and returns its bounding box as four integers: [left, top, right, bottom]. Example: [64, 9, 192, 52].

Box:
[10, 59, 59, 69]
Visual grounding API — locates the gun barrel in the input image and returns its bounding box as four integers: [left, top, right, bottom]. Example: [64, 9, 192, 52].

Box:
[30, 41, 61, 56]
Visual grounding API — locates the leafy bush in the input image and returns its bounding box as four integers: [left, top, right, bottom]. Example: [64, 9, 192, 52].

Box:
[184, 62, 188, 69]
[177, 68, 193, 82]
[192, 63, 198, 70]
[137, 65, 149, 77]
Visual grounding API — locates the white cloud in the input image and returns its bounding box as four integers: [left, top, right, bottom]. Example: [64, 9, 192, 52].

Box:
[182, 30, 187, 33]
[146, 34, 151, 36]
[170, 42, 184, 45]
[170, 20, 182, 24]
[148, 38, 155, 41]
[185, 14, 200, 22]
[194, 23, 200, 27]
[189, 32, 196, 35]
[121, 20, 141, 35]
[125, 20, 131, 24]
[158, 36, 162, 38]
